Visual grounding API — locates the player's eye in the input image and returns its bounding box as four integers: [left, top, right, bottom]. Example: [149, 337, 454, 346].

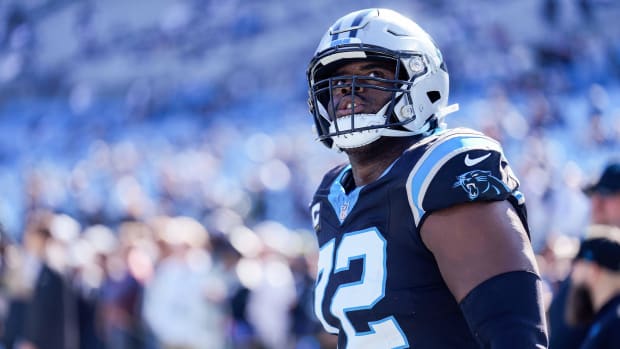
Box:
[365, 71, 385, 80]
[368, 69, 391, 79]
[363, 70, 393, 86]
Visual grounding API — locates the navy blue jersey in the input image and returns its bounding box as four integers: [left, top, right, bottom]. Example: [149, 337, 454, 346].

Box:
[310, 128, 527, 348]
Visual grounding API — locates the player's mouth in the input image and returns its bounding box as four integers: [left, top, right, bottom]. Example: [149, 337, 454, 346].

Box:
[335, 97, 366, 118]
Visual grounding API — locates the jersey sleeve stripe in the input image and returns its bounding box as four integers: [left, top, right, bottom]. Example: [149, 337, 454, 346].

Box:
[406, 134, 504, 225]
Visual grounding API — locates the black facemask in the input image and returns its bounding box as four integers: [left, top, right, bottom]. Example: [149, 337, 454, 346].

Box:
[565, 283, 596, 326]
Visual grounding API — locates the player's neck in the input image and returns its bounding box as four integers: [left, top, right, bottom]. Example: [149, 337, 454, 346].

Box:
[345, 136, 418, 186]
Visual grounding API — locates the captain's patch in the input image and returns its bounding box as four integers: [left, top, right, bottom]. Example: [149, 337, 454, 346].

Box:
[311, 202, 321, 232]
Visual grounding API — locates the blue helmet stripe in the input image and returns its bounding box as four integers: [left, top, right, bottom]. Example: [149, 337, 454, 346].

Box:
[330, 20, 342, 41]
[349, 9, 373, 38]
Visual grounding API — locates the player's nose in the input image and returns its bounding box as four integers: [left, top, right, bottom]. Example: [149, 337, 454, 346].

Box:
[334, 79, 365, 96]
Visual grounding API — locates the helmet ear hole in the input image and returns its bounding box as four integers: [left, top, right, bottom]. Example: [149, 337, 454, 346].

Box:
[427, 91, 441, 104]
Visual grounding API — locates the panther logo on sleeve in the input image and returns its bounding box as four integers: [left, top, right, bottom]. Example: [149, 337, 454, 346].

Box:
[453, 169, 510, 200]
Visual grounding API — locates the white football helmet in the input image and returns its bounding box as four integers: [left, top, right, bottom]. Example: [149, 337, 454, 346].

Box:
[307, 8, 458, 150]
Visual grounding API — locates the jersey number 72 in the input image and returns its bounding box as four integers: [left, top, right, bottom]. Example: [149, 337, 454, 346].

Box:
[314, 227, 409, 348]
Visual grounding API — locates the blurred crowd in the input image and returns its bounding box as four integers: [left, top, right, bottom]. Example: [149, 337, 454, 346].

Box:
[0, 209, 331, 349]
[0, 0, 619, 348]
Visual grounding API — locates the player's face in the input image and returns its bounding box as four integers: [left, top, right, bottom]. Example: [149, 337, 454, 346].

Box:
[327, 60, 396, 120]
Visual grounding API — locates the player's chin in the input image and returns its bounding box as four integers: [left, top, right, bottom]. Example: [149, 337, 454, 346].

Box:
[343, 135, 419, 156]
[341, 136, 389, 154]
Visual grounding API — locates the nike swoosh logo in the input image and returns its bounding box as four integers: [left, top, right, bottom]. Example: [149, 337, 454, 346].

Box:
[464, 153, 491, 166]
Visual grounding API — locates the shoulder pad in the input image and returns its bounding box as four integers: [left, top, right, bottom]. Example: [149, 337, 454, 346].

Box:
[406, 129, 522, 225]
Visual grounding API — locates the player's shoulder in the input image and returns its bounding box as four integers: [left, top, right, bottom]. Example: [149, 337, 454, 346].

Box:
[424, 126, 501, 151]
[401, 127, 501, 165]
[316, 162, 349, 193]
[406, 127, 520, 225]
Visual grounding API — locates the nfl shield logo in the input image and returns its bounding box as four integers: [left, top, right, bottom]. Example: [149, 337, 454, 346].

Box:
[339, 201, 349, 221]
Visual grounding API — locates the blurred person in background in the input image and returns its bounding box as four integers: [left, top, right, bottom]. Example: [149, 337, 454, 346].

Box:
[17, 211, 79, 349]
[244, 246, 297, 349]
[96, 221, 147, 349]
[306, 8, 547, 348]
[69, 225, 111, 349]
[141, 216, 228, 349]
[209, 236, 257, 349]
[548, 161, 620, 349]
[288, 254, 324, 349]
[565, 226, 620, 349]
[0, 227, 29, 349]
[583, 162, 620, 228]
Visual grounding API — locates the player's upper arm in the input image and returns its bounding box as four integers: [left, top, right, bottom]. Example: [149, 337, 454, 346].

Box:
[420, 200, 539, 302]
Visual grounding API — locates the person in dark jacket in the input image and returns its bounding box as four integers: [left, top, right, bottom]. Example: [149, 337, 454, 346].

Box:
[566, 225, 620, 349]
[19, 211, 79, 349]
[548, 161, 620, 349]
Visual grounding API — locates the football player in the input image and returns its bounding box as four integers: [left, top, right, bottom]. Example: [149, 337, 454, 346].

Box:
[306, 8, 548, 348]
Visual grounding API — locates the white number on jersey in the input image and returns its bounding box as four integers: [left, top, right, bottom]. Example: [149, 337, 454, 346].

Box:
[315, 228, 409, 348]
